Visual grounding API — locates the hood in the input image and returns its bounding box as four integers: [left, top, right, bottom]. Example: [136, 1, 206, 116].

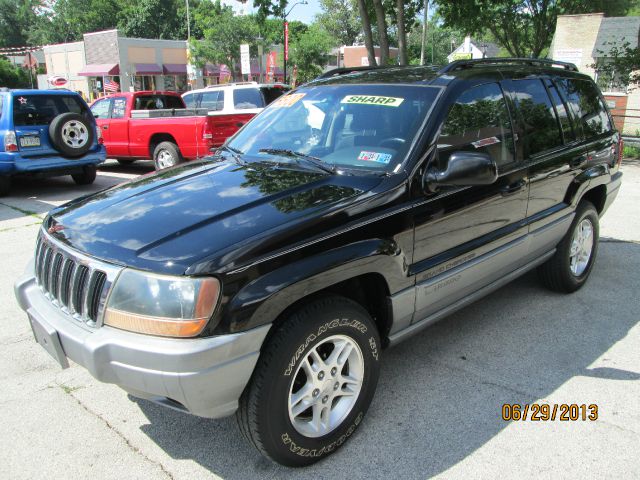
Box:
[47, 160, 380, 274]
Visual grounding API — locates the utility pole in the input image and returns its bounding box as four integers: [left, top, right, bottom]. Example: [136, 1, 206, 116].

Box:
[420, 0, 429, 65]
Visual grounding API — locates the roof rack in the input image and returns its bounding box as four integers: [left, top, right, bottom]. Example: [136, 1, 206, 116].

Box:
[439, 58, 579, 73]
[205, 81, 258, 89]
[316, 65, 392, 79]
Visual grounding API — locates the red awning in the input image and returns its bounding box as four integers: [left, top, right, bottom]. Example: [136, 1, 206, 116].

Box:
[133, 63, 163, 75]
[203, 64, 230, 76]
[163, 64, 187, 75]
[77, 63, 120, 76]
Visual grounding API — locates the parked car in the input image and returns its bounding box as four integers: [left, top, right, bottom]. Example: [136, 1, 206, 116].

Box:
[0, 88, 105, 196]
[16, 59, 622, 467]
[91, 91, 249, 170]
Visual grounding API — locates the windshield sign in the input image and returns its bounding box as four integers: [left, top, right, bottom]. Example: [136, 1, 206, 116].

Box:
[227, 84, 440, 173]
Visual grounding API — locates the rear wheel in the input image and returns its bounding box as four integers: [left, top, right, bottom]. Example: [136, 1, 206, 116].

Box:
[153, 142, 182, 170]
[0, 176, 10, 197]
[237, 296, 381, 467]
[71, 165, 97, 185]
[538, 201, 599, 293]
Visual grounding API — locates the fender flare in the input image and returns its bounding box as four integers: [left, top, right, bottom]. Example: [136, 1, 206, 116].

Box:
[217, 238, 409, 333]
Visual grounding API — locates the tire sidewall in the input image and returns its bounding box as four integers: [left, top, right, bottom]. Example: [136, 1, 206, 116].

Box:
[257, 300, 381, 465]
[560, 203, 599, 289]
[153, 142, 181, 170]
[49, 113, 94, 158]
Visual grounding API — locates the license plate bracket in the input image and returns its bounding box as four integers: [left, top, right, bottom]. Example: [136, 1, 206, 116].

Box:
[28, 312, 69, 369]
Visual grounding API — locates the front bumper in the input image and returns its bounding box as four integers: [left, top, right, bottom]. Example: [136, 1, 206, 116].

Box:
[14, 272, 270, 419]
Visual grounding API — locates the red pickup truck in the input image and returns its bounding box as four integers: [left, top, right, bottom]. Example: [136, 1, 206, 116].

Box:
[90, 91, 255, 169]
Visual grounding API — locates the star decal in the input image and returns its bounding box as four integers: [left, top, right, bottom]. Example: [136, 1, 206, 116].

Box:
[18, 97, 27, 105]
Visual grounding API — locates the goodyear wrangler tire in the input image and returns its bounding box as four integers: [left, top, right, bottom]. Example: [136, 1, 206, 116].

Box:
[237, 295, 381, 467]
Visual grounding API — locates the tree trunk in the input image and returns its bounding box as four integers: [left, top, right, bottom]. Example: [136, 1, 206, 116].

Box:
[356, 0, 377, 66]
[396, 0, 408, 65]
[372, 0, 389, 65]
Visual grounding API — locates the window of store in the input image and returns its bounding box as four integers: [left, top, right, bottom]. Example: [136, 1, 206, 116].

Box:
[133, 76, 156, 91]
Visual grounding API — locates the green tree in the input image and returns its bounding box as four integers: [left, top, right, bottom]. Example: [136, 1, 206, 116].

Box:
[0, 0, 42, 47]
[118, 0, 187, 40]
[0, 57, 31, 87]
[289, 23, 333, 82]
[435, 0, 638, 59]
[316, 0, 361, 47]
[30, 0, 125, 44]
[592, 41, 640, 89]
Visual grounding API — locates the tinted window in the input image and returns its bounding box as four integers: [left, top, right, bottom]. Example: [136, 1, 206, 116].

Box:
[200, 90, 224, 111]
[183, 93, 197, 108]
[556, 78, 611, 137]
[134, 95, 184, 110]
[546, 79, 576, 143]
[233, 88, 264, 109]
[13, 94, 90, 126]
[91, 98, 111, 119]
[111, 98, 127, 119]
[439, 83, 514, 168]
[261, 86, 289, 106]
[506, 79, 562, 157]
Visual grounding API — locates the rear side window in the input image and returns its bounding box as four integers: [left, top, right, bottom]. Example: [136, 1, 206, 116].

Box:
[555, 78, 612, 137]
[111, 98, 127, 119]
[13, 94, 90, 126]
[260, 86, 289, 106]
[505, 79, 562, 157]
[545, 79, 576, 143]
[200, 90, 225, 111]
[233, 88, 264, 109]
[134, 95, 184, 110]
[438, 83, 515, 169]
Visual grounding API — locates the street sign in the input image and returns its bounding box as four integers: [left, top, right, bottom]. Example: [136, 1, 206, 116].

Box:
[240, 44, 251, 76]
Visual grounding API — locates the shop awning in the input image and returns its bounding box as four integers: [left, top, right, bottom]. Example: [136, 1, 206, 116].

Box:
[77, 63, 120, 76]
[163, 64, 187, 74]
[203, 63, 230, 76]
[133, 63, 163, 75]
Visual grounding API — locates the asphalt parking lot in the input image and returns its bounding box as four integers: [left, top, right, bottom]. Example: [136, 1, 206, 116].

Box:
[1, 159, 639, 479]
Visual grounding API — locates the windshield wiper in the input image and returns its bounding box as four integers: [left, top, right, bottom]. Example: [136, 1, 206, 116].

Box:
[259, 148, 336, 175]
[217, 145, 247, 166]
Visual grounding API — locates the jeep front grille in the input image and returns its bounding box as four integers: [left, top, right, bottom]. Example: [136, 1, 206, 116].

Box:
[34, 232, 121, 326]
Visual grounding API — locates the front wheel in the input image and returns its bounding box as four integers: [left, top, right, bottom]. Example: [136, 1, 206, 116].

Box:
[237, 296, 381, 467]
[538, 200, 599, 293]
[153, 141, 182, 170]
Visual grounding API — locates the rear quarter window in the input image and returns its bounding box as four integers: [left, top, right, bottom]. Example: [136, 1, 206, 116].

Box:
[13, 94, 90, 126]
[233, 88, 264, 109]
[555, 78, 612, 138]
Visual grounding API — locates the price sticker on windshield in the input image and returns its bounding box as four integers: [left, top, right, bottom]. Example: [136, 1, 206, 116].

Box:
[272, 93, 306, 108]
[341, 95, 404, 107]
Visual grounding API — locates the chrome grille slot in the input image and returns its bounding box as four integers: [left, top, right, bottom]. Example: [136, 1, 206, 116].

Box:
[33, 232, 121, 327]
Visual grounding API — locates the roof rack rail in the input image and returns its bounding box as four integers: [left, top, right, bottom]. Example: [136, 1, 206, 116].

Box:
[205, 81, 257, 88]
[316, 65, 392, 79]
[439, 58, 579, 74]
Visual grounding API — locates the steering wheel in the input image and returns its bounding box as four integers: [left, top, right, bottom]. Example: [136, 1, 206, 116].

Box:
[378, 137, 406, 149]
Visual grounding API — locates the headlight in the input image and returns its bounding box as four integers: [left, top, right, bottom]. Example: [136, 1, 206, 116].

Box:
[104, 269, 220, 338]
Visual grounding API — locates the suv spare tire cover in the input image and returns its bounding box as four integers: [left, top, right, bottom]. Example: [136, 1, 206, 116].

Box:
[48, 112, 94, 158]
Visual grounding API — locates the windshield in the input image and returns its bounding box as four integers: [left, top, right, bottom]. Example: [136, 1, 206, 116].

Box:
[226, 84, 440, 173]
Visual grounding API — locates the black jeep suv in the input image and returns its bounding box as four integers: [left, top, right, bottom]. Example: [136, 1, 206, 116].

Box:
[15, 59, 622, 466]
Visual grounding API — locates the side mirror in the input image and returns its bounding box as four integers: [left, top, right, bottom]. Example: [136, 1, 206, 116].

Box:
[424, 151, 498, 192]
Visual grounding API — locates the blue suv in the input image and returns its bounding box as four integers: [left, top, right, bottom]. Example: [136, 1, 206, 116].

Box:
[0, 89, 106, 196]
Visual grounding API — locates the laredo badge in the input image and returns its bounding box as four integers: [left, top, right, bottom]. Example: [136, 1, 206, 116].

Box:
[341, 95, 404, 107]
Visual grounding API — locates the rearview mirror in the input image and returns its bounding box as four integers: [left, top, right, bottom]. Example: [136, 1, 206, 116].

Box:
[424, 151, 498, 192]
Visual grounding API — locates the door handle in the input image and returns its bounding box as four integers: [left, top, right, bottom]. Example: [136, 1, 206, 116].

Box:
[236, 122, 244, 128]
[499, 179, 526, 196]
[570, 154, 589, 168]
[102, 125, 109, 130]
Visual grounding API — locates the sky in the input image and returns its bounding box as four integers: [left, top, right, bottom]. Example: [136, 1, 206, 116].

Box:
[220, 0, 323, 24]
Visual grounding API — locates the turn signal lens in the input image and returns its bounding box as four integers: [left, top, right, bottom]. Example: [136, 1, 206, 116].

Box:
[104, 269, 220, 337]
